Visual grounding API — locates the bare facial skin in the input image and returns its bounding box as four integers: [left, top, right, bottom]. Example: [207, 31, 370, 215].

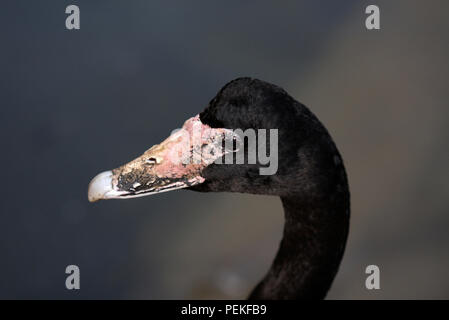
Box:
[88, 115, 236, 201]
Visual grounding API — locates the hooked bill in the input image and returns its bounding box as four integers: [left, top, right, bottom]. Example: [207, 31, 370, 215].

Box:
[87, 115, 239, 202]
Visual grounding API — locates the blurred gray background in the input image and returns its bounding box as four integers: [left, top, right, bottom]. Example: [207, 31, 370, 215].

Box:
[0, 0, 448, 299]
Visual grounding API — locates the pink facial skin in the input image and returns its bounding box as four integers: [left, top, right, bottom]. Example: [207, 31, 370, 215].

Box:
[110, 115, 236, 192]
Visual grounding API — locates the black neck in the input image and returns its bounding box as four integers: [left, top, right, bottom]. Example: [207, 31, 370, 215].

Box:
[248, 195, 350, 299]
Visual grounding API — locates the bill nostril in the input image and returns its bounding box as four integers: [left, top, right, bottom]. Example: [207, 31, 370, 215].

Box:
[145, 157, 158, 165]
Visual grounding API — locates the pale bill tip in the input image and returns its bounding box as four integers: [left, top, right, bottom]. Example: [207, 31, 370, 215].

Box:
[88, 170, 116, 202]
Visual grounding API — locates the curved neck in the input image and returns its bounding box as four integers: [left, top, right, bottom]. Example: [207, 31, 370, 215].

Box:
[248, 195, 350, 299]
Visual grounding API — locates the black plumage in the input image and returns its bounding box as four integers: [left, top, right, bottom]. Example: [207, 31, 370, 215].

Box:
[88, 77, 350, 299]
[192, 77, 350, 299]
